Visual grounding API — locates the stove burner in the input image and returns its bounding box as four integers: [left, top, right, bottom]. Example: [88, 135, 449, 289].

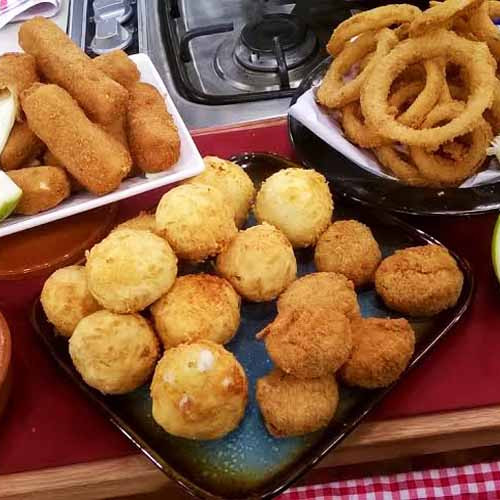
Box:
[233, 14, 317, 75]
[240, 14, 306, 53]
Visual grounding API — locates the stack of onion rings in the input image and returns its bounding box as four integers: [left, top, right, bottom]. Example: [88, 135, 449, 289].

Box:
[316, 0, 500, 188]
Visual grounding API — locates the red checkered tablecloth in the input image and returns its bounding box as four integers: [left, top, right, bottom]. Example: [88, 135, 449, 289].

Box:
[279, 461, 500, 499]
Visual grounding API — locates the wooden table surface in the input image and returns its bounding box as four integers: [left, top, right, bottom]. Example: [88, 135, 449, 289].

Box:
[1, 404, 500, 500]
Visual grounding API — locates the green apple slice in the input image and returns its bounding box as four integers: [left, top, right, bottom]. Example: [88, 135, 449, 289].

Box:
[0, 170, 22, 221]
[0, 87, 16, 155]
[492, 214, 500, 282]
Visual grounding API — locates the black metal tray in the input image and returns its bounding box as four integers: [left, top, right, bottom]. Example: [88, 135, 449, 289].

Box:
[289, 58, 500, 216]
[32, 153, 474, 499]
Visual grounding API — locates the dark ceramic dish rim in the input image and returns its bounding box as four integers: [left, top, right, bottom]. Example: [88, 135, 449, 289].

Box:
[288, 57, 500, 217]
[32, 153, 475, 499]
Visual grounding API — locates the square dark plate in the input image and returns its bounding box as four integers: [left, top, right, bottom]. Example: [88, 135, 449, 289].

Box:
[32, 153, 474, 500]
[289, 57, 500, 216]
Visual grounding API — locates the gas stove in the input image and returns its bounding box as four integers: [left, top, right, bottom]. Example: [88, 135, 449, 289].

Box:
[68, 0, 427, 130]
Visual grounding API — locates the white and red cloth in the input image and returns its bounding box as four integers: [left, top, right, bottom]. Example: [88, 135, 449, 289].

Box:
[280, 461, 500, 499]
[0, 0, 60, 30]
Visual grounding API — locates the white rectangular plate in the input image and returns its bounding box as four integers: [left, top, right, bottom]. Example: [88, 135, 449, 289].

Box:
[0, 53, 205, 238]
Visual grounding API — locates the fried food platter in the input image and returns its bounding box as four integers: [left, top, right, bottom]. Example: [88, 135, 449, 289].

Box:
[32, 153, 473, 500]
[289, 58, 500, 216]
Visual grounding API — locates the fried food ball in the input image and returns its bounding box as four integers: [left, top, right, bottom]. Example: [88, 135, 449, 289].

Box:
[155, 184, 237, 262]
[185, 156, 256, 228]
[86, 228, 177, 313]
[375, 245, 464, 317]
[150, 341, 248, 440]
[277, 272, 360, 321]
[69, 310, 159, 394]
[216, 223, 297, 302]
[340, 317, 415, 388]
[8, 166, 70, 215]
[254, 168, 333, 248]
[314, 220, 382, 287]
[151, 274, 240, 348]
[41, 265, 101, 338]
[257, 308, 352, 379]
[113, 211, 158, 235]
[256, 369, 339, 437]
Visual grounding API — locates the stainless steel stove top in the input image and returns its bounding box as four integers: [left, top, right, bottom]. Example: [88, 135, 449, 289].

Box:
[67, 1, 350, 129]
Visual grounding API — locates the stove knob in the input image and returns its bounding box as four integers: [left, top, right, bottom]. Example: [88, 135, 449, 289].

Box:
[93, 0, 133, 25]
[90, 17, 133, 55]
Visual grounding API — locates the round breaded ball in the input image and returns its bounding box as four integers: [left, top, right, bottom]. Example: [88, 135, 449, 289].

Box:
[150, 341, 248, 440]
[258, 308, 352, 379]
[113, 211, 158, 235]
[155, 184, 237, 262]
[340, 317, 415, 388]
[277, 272, 360, 321]
[151, 274, 241, 348]
[256, 369, 339, 437]
[254, 168, 333, 248]
[86, 229, 177, 313]
[41, 265, 101, 337]
[314, 220, 382, 287]
[186, 156, 255, 228]
[69, 310, 159, 394]
[216, 223, 297, 302]
[375, 245, 464, 317]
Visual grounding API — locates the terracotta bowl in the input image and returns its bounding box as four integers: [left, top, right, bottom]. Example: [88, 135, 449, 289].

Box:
[0, 311, 12, 419]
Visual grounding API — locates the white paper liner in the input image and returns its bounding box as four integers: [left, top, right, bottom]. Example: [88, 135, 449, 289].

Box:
[289, 87, 500, 188]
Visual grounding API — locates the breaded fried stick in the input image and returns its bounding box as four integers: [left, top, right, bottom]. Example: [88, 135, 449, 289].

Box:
[1, 122, 45, 171]
[19, 17, 128, 125]
[127, 82, 181, 173]
[22, 84, 131, 195]
[8, 166, 70, 215]
[92, 50, 140, 90]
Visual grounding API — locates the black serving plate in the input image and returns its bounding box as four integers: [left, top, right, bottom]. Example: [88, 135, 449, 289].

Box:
[289, 57, 500, 216]
[32, 153, 474, 500]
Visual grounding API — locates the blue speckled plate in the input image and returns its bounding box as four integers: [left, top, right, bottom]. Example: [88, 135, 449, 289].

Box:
[32, 153, 474, 500]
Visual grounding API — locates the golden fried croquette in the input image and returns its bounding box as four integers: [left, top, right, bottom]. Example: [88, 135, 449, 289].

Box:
[254, 168, 333, 248]
[186, 156, 256, 228]
[340, 317, 415, 388]
[0, 52, 38, 102]
[41, 265, 101, 337]
[100, 114, 129, 149]
[21, 84, 131, 195]
[43, 150, 64, 168]
[127, 82, 180, 173]
[92, 50, 140, 90]
[314, 220, 382, 287]
[256, 369, 339, 437]
[69, 310, 159, 394]
[113, 212, 158, 235]
[277, 272, 360, 321]
[216, 223, 297, 302]
[0, 122, 45, 171]
[86, 228, 177, 313]
[375, 245, 464, 316]
[258, 308, 352, 379]
[151, 274, 240, 348]
[150, 341, 248, 440]
[19, 18, 128, 125]
[8, 166, 70, 215]
[156, 184, 237, 262]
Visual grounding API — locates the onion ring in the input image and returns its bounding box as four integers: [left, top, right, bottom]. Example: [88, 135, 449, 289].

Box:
[341, 102, 391, 148]
[373, 145, 431, 186]
[409, 102, 492, 185]
[469, 0, 500, 61]
[409, 0, 483, 37]
[360, 29, 496, 149]
[317, 29, 398, 109]
[389, 81, 425, 110]
[327, 5, 421, 56]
